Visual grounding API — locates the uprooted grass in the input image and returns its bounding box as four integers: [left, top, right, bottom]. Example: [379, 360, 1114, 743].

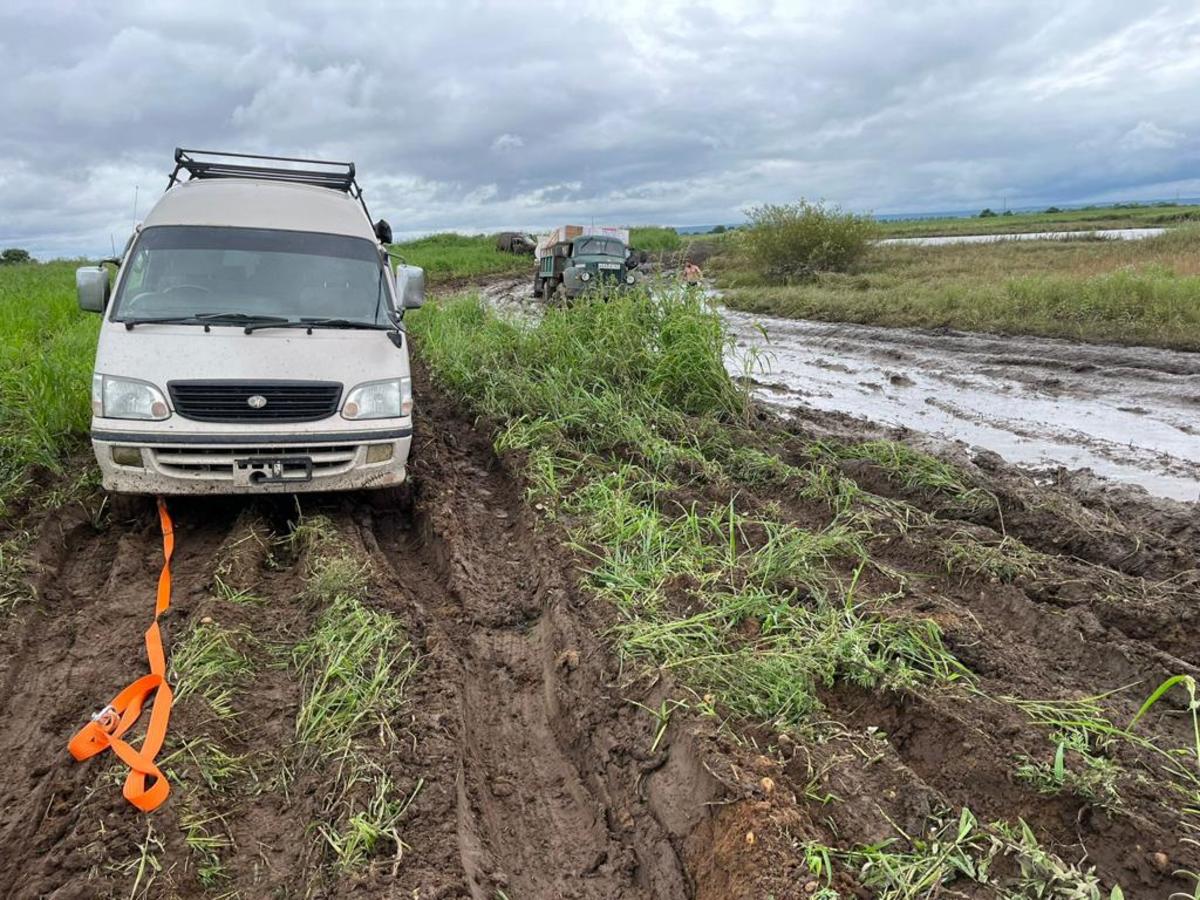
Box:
[807, 807, 1128, 899]
[288, 517, 420, 870]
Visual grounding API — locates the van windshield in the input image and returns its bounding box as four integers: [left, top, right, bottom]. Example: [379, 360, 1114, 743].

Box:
[110, 226, 388, 325]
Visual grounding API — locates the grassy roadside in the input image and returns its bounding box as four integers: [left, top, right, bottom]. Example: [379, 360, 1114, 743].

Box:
[0, 261, 98, 510]
[717, 227, 1200, 350]
[389, 233, 530, 284]
[876, 202, 1200, 238]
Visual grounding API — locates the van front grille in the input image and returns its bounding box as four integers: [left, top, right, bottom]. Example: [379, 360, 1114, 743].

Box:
[168, 381, 342, 423]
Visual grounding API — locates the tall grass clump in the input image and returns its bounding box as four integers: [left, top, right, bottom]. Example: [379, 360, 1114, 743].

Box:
[742, 200, 880, 283]
[0, 261, 99, 508]
[414, 287, 745, 454]
[410, 288, 968, 725]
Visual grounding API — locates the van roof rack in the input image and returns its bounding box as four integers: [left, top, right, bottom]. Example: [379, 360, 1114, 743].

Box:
[168, 148, 361, 196]
[167, 147, 384, 235]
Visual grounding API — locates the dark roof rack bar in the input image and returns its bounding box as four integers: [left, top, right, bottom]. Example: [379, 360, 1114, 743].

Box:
[168, 147, 360, 195]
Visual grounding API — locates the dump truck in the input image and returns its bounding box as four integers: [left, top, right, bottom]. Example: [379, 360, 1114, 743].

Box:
[76, 147, 423, 496]
[533, 225, 639, 301]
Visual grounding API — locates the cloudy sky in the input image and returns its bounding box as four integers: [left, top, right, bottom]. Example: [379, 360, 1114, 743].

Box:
[2, 0, 1199, 258]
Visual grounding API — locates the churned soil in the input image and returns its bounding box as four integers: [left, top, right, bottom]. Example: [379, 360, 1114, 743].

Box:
[0, 362, 1196, 897]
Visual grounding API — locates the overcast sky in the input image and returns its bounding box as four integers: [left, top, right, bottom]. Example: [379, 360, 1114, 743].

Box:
[3, 0, 1199, 258]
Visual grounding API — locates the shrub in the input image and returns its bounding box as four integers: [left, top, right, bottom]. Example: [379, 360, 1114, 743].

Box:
[979, 208, 997, 218]
[741, 200, 879, 283]
[1044, 206, 1062, 214]
[1, 249, 32, 265]
[711, 225, 727, 234]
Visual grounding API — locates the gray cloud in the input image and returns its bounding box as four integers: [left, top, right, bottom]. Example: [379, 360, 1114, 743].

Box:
[2, 0, 1199, 257]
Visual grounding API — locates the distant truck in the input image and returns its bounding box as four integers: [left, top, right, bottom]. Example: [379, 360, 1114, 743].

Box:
[495, 231, 536, 255]
[533, 225, 639, 301]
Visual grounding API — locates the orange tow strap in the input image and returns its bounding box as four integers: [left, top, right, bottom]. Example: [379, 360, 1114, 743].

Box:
[68, 498, 175, 812]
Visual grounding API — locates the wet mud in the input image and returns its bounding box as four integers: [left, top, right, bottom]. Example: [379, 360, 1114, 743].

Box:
[0, 286, 1196, 896]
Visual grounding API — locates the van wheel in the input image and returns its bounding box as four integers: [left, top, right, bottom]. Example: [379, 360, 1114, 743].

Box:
[532, 276, 543, 298]
[541, 278, 558, 303]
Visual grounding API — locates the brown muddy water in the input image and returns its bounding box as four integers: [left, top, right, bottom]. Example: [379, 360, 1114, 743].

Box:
[725, 308, 1200, 502]
[477, 277, 1200, 501]
[878, 226, 1167, 246]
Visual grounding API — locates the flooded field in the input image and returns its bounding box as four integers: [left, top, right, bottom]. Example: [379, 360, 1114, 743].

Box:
[878, 227, 1167, 246]
[726, 308, 1200, 501]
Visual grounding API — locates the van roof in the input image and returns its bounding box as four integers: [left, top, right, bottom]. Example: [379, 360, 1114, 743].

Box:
[142, 179, 377, 241]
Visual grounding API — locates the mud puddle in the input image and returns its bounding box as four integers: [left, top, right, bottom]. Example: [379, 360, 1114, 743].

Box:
[726, 309, 1200, 501]
[470, 277, 1200, 501]
[879, 226, 1167, 246]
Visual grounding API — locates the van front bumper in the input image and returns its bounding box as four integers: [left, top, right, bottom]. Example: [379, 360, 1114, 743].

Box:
[91, 425, 412, 495]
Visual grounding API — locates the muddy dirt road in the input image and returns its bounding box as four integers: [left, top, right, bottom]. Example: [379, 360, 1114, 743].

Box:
[481, 276, 1200, 501]
[726, 309, 1200, 502]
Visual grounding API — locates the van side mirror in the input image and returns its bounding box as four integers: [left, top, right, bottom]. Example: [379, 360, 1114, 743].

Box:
[76, 266, 110, 313]
[395, 264, 425, 310]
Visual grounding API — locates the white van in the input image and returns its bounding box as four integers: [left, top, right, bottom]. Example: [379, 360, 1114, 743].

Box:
[76, 148, 424, 496]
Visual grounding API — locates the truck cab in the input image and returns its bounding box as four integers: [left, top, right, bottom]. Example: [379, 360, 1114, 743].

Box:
[76, 148, 423, 496]
[535, 230, 638, 301]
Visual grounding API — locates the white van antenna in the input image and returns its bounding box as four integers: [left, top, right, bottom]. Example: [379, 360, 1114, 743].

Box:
[111, 234, 117, 257]
[132, 185, 140, 223]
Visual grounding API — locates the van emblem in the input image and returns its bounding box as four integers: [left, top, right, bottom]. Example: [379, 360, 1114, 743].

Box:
[247, 395, 268, 409]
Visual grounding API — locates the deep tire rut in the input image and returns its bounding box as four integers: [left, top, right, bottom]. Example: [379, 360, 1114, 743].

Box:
[368, 387, 700, 898]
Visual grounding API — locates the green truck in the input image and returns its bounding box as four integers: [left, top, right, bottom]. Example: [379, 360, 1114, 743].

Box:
[533, 226, 640, 301]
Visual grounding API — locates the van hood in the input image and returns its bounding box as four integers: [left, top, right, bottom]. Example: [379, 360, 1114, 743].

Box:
[95, 322, 410, 388]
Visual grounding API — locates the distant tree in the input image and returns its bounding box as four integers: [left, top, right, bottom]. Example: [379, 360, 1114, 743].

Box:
[978, 208, 997, 218]
[1044, 206, 1062, 214]
[1, 248, 31, 265]
[710, 224, 727, 234]
[1002, 209, 1014, 216]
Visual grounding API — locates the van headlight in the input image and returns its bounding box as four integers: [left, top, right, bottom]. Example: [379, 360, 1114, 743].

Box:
[343, 377, 412, 420]
[579, 270, 591, 282]
[92, 374, 169, 420]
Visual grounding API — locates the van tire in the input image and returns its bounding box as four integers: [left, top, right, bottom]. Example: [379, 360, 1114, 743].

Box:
[541, 278, 557, 303]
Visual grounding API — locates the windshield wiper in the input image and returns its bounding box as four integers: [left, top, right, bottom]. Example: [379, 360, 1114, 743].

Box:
[121, 312, 289, 331]
[243, 317, 391, 334]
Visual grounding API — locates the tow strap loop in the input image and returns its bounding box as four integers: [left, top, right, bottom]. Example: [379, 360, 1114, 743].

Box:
[68, 498, 175, 812]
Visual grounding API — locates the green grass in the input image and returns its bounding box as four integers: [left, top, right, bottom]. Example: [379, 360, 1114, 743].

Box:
[410, 287, 968, 726]
[720, 227, 1200, 350]
[877, 201, 1200, 238]
[629, 226, 683, 253]
[389, 233, 531, 283]
[808, 808, 1125, 898]
[289, 523, 421, 870]
[170, 622, 256, 721]
[0, 261, 99, 510]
